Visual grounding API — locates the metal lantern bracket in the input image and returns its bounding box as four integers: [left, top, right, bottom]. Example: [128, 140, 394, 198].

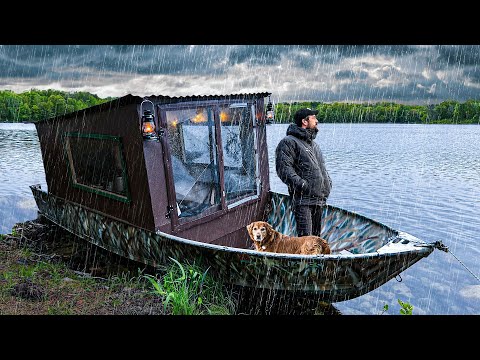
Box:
[140, 99, 155, 120]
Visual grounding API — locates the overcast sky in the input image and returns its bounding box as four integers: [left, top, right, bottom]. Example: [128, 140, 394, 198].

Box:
[1, 45, 480, 105]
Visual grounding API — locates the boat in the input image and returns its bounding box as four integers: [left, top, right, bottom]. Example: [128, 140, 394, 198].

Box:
[29, 92, 444, 303]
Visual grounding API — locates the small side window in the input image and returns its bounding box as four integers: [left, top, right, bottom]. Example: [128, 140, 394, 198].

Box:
[64, 132, 130, 202]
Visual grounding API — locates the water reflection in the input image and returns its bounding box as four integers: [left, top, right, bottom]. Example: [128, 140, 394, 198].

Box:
[0, 123, 47, 234]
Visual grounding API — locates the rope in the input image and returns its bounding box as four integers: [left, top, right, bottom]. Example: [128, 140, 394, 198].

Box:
[447, 248, 480, 283]
[413, 240, 480, 283]
[425, 240, 480, 283]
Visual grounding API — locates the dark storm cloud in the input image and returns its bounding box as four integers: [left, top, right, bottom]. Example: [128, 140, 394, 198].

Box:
[319, 80, 437, 104]
[335, 70, 368, 80]
[436, 45, 480, 66]
[335, 45, 418, 56]
[225, 44, 332, 68]
[227, 45, 285, 66]
[316, 45, 420, 64]
[1, 45, 90, 60]
[0, 58, 42, 78]
[365, 45, 419, 56]
[464, 68, 480, 83]
[329, 73, 480, 104]
[0, 45, 97, 78]
[0, 44, 421, 79]
[1, 44, 480, 103]
[81, 45, 187, 74]
[95, 45, 224, 75]
[335, 70, 355, 79]
[0, 45, 232, 78]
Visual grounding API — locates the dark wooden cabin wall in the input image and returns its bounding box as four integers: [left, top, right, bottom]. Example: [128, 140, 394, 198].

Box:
[36, 103, 156, 230]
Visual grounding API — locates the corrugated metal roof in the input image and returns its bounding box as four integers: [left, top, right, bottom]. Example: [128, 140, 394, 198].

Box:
[35, 92, 272, 124]
[142, 92, 272, 101]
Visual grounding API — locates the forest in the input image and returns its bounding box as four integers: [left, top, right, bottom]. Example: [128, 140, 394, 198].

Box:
[0, 89, 112, 122]
[273, 100, 480, 124]
[1, 89, 479, 124]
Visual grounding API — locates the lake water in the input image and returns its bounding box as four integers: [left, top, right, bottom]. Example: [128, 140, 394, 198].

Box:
[1, 122, 479, 315]
[0, 123, 47, 235]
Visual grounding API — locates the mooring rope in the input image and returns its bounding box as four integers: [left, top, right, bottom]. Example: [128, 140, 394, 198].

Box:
[446, 248, 480, 283]
[412, 240, 480, 283]
[428, 241, 480, 283]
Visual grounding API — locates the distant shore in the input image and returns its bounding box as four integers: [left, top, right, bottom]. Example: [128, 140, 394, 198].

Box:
[1, 89, 480, 125]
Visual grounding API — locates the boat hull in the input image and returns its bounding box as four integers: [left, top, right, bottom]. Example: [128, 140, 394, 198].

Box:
[30, 184, 434, 302]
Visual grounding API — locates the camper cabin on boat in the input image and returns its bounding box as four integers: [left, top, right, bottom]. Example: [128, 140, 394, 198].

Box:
[31, 92, 440, 301]
[35, 93, 272, 249]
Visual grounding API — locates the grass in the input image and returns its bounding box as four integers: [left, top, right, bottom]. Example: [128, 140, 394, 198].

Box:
[0, 218, 239, 315]
[0, 219, 166, 315]
[0, 217, 343, 315]
[145, 257, 236, 315]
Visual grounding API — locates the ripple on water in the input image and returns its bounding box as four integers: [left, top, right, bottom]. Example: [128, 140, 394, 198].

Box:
[459, 285, 480, 300]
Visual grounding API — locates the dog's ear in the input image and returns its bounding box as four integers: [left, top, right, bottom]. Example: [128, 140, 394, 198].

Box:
[246, 223, 253, 237]
[264, 222, 273, 233]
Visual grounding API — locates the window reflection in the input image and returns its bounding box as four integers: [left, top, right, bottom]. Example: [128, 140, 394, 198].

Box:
[64, 133, 129, 201]
[166, 107, 221, 218]
[220, 104, 258, 203]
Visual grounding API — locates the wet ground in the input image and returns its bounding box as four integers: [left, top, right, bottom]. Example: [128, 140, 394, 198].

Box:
[0, 216, 166, 315]
[1, 215, 341, 315]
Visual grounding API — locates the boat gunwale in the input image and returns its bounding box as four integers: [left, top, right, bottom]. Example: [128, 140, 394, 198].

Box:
[30, 184, 434, 262]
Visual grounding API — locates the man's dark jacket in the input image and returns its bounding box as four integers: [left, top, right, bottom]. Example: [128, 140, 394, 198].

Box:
[275, 124, 332, 206]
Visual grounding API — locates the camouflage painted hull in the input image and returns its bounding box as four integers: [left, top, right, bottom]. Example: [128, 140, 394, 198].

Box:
[30, 184, 435, 302]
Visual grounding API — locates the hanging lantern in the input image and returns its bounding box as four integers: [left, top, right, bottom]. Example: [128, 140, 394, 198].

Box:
[140, 99, 157, 140]
[266, 95, 274, 124]
[142, 110, 156, 139]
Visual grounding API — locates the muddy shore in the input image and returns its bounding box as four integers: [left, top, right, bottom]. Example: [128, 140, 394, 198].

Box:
[0, 216, 341, 315]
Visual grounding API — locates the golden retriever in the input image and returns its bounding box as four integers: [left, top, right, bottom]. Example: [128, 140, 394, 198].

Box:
[246, 221, 331, 255]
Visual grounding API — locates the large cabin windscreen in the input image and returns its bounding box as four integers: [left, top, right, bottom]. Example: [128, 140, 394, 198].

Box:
[165, 102, 258, 219]
[166, 107, 221, 217]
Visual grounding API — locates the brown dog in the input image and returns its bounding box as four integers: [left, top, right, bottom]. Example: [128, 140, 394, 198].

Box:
[246, 221, 331, 255]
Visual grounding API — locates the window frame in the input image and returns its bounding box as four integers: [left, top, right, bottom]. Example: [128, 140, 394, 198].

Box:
[157, 99, 260, 232]
[220, 102, 260, 209]
[63, 132, 131, 203]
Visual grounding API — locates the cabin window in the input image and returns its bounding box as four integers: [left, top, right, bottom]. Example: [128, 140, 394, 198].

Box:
[165, 107, 221, 218]
[219, 104, 258, 206]
[63, 133, 130, 203]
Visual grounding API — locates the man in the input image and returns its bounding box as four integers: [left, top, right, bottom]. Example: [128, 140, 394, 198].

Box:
[275, 108, 332, 237]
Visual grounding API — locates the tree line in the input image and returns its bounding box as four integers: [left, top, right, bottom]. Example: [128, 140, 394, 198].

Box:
[1, 89, 480, 124]
[0, 89, 113, 122]
[274, 100, 480, 124]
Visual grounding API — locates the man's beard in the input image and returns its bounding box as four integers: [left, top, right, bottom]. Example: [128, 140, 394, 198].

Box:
[306, 127, 319, 139]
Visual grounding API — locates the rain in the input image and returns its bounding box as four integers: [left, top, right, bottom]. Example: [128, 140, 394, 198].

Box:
[0, 44, 479, 315]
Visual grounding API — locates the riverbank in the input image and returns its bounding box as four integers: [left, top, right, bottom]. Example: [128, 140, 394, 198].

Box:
[0, 217, 166, 315]
[0, 217, 340, 315]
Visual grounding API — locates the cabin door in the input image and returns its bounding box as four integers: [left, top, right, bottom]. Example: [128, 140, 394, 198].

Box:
[158, 101, 260, 232]
[158, 104, 224, 230]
